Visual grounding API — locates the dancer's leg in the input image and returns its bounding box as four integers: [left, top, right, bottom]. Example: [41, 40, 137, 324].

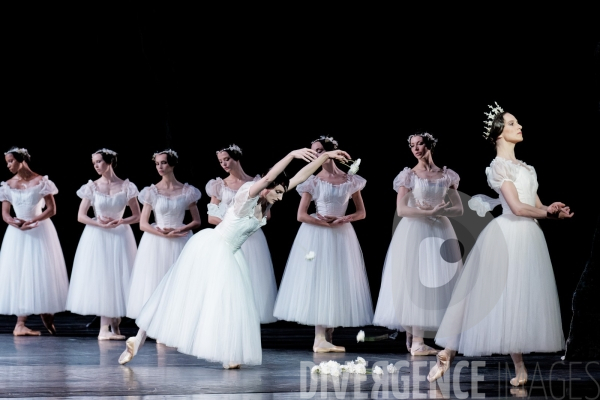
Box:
[510, 353, 528, 386]
[40, 313, 56, 335]
[118, 329, 147, 365]
[98, 316, 125, 340]
[13, 315, 41, 336]
[409, 326, 439, 355]
[313, 325, 345, 353]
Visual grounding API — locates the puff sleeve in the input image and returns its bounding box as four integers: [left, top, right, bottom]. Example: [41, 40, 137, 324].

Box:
[232, 182, 259, 218]
[205, 178, 224, 200]
[138, 186, 156, 207]
[76, 181, 95, 202]
[393, 168, 414, 192]
[0, 182, 11, 203]
[125, 181, 140, 201]
[445, 168, 460, 189]
[296, 175, 319, 199]
[485, 158, 519, 192]
[348, 174, 366, 195]
[184, 184, 202, 208]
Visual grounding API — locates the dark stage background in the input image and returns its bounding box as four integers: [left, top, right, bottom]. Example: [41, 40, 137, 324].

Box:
[2, 5, 599, 337]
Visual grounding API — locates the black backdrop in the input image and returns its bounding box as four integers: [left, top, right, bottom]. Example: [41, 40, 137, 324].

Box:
[2, 4, 599, 336]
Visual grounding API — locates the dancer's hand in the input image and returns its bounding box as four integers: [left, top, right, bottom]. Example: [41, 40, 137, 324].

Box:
[8, 217, 24, 228]
[290, 148, 318, 163]
[166, 229, 188, 238]
[331, 216, 350, 225]
[325, 150, 351, 163]
[316, 213, 336, 223]
[19, 220, 39, 230]
[547, 202, 565, 213]
[430, 202, 449, 216]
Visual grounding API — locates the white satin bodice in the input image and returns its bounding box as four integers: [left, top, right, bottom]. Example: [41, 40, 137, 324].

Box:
[296, 175, 366, 218]
[138, 184, 201, 229]
[0, 176, 58, 220]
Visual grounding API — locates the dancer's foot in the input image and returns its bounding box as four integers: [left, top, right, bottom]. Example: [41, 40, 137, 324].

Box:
[405, 331, 413, 352]
[118, 337, 140, 365]
[510, 369, 528, 386]
[411, 343, 439, 356]
[223, 363, 241, 369]
[427, 349, 454, 382]
[13, 325, 41, 336]
[313, 339, 345, 353]
[40, 314, 56, 335]
[98, 331, 126, 341]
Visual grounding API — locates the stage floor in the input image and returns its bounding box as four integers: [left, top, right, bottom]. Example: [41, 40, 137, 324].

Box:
[0, 314, 598, 399]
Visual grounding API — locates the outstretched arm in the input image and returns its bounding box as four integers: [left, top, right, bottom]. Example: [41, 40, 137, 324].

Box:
[288, 150, 351, 191]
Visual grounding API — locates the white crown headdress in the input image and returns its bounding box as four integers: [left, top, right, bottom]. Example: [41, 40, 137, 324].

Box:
[93, 148, 117, 156]
[407, 132, 438, 147]
[483, 101, 505, 138]
[4, 147, 30, 158]
[216, 144, 242, 155]
[152, 149, 178, 160]
[311, 136, 338, 148]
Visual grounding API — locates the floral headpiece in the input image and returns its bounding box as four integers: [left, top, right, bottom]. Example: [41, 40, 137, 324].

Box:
[4, 147, 30, 158]
[407, 132, 438, 148]
[483, 101, 505, 139]
[311, 136, 338, 149]
[152, 149, 178, 160]
[216, 144, 242, 155]
[93, 148, 117, 157]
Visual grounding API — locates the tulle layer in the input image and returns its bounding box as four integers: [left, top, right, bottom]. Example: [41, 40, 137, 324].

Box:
[66, 224, 137, 317]
[126, 228, 191, 319]
[136, 228, 262, 366]
[273, 220, 373, 327]
[0, 220, 69, 315]
[435, 214, 565, 355]
[373, 216, 461, 332]
[241, 229, 278, 323]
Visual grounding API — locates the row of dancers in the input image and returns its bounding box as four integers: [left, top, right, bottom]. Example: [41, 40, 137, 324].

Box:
[0, 103, 573, 386]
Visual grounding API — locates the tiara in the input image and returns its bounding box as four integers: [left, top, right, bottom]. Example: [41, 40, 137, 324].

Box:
[4, 147, 30, 158]
[216, 144, 242, 155]
[93, 148, 117, 156]
[152, 149, 178, 160]
[311, 136, 338, 148]
[407, 132, 438, 147]
[483, 101, 505, 138]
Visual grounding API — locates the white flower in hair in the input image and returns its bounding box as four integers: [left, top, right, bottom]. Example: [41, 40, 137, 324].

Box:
[311, 135, 338, 148]
[93, 148, 117, 156]
[407, 132, 438, 148]
[152, 149, 179, 160]
[217, 144, 242, 155]
[305, 251, 316, 261]
[4, 147, 30, 158]
[483, 101, 505, 138]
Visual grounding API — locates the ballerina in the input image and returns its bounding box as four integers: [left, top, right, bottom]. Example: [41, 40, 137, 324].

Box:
[126, 149, 201, 320]
[427, 103, 572, 386]
[0, 147, 69, 335]
[66, 148, 140, 340]
[273, 136, 373, 353]
[206, 144, 277, 323]
[372, 132, 463, 356]
[118, 147, 351, 368]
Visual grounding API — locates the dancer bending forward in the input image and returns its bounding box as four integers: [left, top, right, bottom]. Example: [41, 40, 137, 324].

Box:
[119, 147, 351, 369]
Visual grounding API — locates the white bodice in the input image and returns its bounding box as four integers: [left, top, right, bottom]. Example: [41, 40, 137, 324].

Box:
[205, 175, 260, 219]
[296, 174, 366, 218]
[393, 167, 460, 209]
[77, 180, 139, 220]
[214, 182, 266, 251]
[0, 176, 58, 220]
[486, 157, 538, 215]
[138, 184, 201, 229]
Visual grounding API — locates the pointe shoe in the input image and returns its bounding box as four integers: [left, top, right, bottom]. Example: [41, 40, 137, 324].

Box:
[312, 343, 346, 353]
[411, 343, 439, 356]
[223, 363, 241, 369]
[118, 337, 139, 365]
[98, 331, 126, 341]
[41, 314, 56, 335]
[13, 327, 42, 336]
[427, 350, 453, 382]
[510, 376, 528, 387]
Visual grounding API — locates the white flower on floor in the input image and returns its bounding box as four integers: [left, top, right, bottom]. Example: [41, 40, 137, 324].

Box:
[354, 364, 367, 374]
[356, 330, 365, 343]
[348, 158, 361, 175]
[305, 251, 316, 261]
[311, 365, 320, 374]
[387, 363, 397, 373]
[355, 356, 367, 366]
[373, 366, 384, 375]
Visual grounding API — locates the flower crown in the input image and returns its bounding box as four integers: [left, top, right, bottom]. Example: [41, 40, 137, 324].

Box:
[311, 136, 338, 148]
[483, 101, 505, 138]
[152, 149, 178, 160]
[4, 147, 30, 158]
[93, 148, 117, 157]
[407, 132, 438, 148]
[216, 144, 242, 155]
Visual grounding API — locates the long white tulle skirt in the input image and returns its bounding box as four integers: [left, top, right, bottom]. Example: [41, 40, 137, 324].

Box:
[136, 228, 262, 366]
[0, 220, 69, 315]
[126, 227, 191, 319]
[66, 224, 137, 318]
[241, 228, 278, 323]
[435, 214, 565, 356]
[273, 218, 373, 327]
[373, 216, 462, 332]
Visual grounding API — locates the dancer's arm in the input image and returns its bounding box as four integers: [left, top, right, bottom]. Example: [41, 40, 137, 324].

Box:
[105, 198, 141, 228]
[436, 186, 464, 217]
[396, 187, 445, 217]
[171, 204, 201, 234]
[501, 182, 573, 219]
[297, 193, 331, 227]
[287, 150, 351, 192]
[331, 191, 366, 224]
[1, 201, 23, 228]
[207, 196, 223, 225]
[17, 194, 57, 230]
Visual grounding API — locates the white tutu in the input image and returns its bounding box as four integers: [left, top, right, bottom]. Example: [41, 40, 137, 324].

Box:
[0, 177, 69, 315]
[126, 227, 191, 319]
[241, 229, 278, 323]
[273, 216, 374, 327]
[136, 228, 262, 366]
[435, 158, 565, 355]
[373, 216, 462, 332]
